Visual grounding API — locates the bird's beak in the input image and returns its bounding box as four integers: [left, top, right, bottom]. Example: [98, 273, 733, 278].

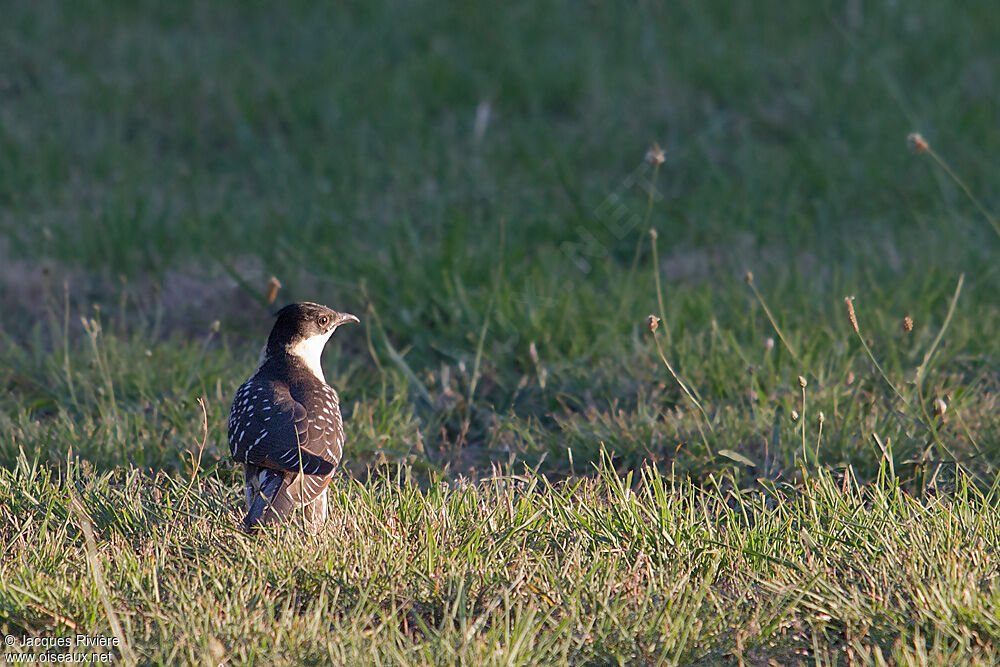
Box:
[334, 312, 360, 327]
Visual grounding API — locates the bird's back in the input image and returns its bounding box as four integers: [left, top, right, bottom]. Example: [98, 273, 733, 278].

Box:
[228, 359, 345, 531]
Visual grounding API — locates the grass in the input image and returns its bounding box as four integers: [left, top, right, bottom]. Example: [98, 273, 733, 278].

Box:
[5, 453, 1000, 664]
[2, 0, 1000, 663]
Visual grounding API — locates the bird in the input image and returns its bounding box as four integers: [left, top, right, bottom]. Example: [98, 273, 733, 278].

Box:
[228, 302, 359, 532]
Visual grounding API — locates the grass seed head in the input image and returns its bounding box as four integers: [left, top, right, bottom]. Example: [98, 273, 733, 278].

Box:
[798, 375, 807, 389]
[765, 337, 775, 351]
[845, 296, 859, 333]
[264, 276, 282, 305]
[907, 132, 929, 153]
[647, 315, 660, 333]
[902, 316, 913, 333]
[745, 271, 754, 284]
[646, 142, 665, 165]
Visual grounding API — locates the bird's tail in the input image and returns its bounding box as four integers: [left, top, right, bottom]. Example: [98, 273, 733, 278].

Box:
[244, 468, 285, 531]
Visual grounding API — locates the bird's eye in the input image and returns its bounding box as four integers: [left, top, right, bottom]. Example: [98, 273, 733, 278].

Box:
[318, 315, 329, 326]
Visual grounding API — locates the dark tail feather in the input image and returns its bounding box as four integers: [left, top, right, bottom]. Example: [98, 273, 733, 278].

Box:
[298, 451, 335, 476]
[266, 449, 335, 476]
[244, 469, 285, 530]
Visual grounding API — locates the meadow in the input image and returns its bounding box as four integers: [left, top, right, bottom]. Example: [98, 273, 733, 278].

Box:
[2, 1, 1000, 664]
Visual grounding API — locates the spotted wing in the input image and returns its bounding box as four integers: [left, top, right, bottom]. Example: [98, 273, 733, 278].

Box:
[227, 379, 334, 476]
[269, 382, 345, 510]
[292, 382, 346, 474]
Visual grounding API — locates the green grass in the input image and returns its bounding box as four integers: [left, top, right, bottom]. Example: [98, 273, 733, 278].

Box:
[2, 0, 1000, 663]
[5, 454, 1000, 664]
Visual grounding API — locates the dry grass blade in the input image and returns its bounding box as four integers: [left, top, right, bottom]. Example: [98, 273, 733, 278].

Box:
[844, 296, 908, 406]
[620, 150, 663, 325]
[909, 133, 1000, 241]
[745, 271, 802, 366]
[649, 229, 672, 348]
[915, 274, 964, 386]
[648, 316, 713, 455]
[68, 494, 139, 666]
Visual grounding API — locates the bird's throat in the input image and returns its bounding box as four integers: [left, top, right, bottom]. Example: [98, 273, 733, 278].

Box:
[286, 331, 335, 382]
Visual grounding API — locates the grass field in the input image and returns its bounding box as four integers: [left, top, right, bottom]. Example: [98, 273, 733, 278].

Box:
[2, 1, 1000, 664]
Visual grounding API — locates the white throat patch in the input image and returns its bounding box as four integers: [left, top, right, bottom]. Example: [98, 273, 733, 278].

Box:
[287, 329, 336, 382]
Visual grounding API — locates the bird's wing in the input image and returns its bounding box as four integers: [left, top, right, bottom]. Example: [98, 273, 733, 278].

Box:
[228, 379, 334, 476]
[292, 382, 346, 474]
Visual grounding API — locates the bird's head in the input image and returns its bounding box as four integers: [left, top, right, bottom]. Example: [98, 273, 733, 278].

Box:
[265, 302, 359, 381]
